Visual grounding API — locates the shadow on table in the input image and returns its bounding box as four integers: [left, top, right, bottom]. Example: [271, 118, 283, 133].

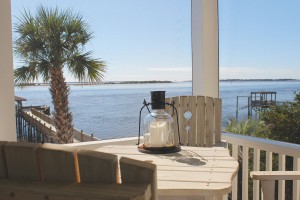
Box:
[157, 150, 207, 166]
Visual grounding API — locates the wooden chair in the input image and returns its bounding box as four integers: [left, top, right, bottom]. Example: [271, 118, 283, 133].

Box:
[77, 149, 118, 183]
[0, 141, 8, 179]
[3, 142, 41, 181]
[165, 96, 222, 147]
[120, 157, 157, 200]
[250, 171, 300, 200]
[39, 143, 79, 183]
[0, 141, 154, 200]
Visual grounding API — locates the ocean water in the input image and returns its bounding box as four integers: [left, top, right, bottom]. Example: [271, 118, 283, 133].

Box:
[15, 81, 300, 139]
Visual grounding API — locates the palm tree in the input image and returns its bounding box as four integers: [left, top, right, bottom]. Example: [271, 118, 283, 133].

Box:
[14, 6, 106, 143]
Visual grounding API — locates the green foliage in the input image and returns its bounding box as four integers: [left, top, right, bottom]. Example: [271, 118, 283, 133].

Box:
[260, 92, 300, 144]
[225, 118, 268, 199]
[294, 91, 300, 102]
[224, 118, 270, 137]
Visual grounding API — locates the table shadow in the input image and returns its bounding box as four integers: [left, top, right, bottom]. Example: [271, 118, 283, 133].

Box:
[157, 150, 206, 166]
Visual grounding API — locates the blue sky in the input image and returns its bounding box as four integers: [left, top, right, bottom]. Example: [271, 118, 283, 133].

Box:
[219, 0, 300, 80]
[11, 0, 300, 81]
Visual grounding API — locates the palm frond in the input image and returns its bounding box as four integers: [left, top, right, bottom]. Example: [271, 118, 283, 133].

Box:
[37, 59, 52, 82]
[14, 10, 43, 60]
[14, 5, 106, 84]
[14, 64, 39, 85]
[67, 51, 106, 83]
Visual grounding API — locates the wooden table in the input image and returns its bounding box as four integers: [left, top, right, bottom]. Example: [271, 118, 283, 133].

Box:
[95, 145, 239, 200]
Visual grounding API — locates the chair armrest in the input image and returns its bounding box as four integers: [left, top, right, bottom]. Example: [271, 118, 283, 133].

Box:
[250, 171, 300, 200]
[0, 179, 151, 200]
[250, 171, 300, 181]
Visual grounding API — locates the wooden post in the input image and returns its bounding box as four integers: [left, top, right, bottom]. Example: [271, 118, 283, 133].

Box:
[236, 96, 239, 120]
[261, 180, 275, 200]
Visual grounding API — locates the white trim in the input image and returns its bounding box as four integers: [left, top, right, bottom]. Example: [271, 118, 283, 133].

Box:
[191, 0, 219, 98]
[0, 0, 16, 141]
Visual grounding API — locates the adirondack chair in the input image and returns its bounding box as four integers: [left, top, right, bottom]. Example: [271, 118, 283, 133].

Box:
[0, 141, 156, 200]
[165, 95, 222, 147]
[250, 171, 300, 200]
[120, 157, 157, 200]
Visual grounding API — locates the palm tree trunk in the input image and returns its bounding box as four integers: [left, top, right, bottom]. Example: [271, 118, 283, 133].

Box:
[49, 67, 74, 143]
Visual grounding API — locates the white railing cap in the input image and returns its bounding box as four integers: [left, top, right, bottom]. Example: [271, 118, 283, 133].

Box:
[222, 131, 300, 158]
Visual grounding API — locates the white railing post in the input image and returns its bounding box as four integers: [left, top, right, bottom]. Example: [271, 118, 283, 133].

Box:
[231, 144, 238, 200]
[261, 180, 276, 200]
[242, 146, 249, 200]
[293, 157, 300, 200]
[253, 149, 260, 200]
[278, 154, 286, 200]
[266, 151, 273, 171]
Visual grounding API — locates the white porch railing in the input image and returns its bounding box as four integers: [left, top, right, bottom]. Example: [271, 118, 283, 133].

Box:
[222, 131, 300, 200]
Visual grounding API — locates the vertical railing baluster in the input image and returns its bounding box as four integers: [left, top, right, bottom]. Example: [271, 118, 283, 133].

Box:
[231, 144, 238, 200]
[264, 151, 273, 199]
[253, 148, 260, 200]
[293, 157, 300, 200]
[278, 154, 286, 200]
[266, 151, 273, 171]
[242, 146, 249, 200]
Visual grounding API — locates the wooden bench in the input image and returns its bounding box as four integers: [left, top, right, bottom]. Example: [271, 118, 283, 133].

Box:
[0, 141, 156, 200]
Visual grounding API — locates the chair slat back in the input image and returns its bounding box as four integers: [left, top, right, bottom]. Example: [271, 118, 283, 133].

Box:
[3, 142, 41, 181]
[77, 149, 118, 183]
[38, 144, 79, 183]
[166, 96, 222, 147]
[120, 157, 157, 200]
[1, 142, 156, 200]
[166, 97, 180, 146]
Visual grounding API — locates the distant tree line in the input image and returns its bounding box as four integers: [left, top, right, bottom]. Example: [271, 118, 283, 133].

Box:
[220, 79, 298, 82]
[104, 81, 172, 84]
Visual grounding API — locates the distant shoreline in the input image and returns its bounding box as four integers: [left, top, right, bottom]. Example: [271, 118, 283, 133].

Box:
[220, 79, 299, 82]
[14, 79, 300, 86]
[15, 80, 173, 86]
[104, 80, 172, 84]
